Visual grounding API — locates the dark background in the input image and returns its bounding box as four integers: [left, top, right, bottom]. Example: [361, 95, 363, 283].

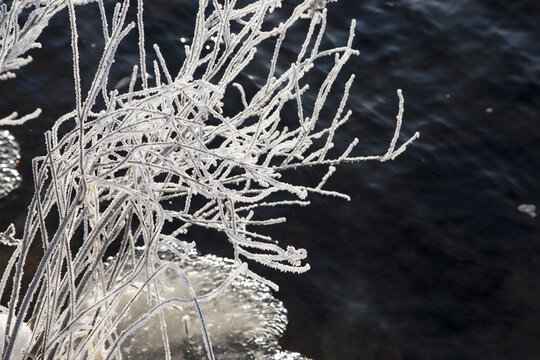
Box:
[1, 0, 539, 359]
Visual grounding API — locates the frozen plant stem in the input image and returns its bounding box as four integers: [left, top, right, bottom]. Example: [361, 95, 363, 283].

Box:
[0, 0, 95, 124]
[0, 0, 418, 359]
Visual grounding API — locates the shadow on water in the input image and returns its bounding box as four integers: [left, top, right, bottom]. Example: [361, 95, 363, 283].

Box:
[0, 0, 540, 359]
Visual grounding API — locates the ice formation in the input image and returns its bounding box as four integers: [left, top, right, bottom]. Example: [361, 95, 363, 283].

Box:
[518, 204, 537, 218]
[93, 250, 307, 359]
[0, 313, 31, 360]
[0, 130, 21, 198]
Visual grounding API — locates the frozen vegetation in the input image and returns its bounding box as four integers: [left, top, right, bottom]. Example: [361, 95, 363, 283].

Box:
[0, 0, 418, 358]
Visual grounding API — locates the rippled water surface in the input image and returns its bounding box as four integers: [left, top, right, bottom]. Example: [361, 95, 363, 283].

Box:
[1, 0, 539, 359]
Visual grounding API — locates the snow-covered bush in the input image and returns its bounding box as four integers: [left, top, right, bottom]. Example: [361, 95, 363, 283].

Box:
[0, 0, 418, 358]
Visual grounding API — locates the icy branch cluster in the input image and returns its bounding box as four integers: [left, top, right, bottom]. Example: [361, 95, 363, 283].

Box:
[0, 0, 92, 124]
[1, 0, 57, 80]
[0, 0, 418, 359]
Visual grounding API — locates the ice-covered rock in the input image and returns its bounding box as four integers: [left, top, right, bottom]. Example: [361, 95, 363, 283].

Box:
[0, 130, 21, 198]
[0, 313, 32, 360]
[100, 251, 309, 359]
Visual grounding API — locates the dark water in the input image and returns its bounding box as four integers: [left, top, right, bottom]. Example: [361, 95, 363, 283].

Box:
[1, 0, 540, 359]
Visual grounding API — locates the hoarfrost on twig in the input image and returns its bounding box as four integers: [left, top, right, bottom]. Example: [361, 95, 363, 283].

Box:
[0, 0, 418, 359]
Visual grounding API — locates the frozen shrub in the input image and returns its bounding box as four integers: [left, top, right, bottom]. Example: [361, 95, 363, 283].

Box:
[0, 0, 418, 359]
[0, 0, 94, 124]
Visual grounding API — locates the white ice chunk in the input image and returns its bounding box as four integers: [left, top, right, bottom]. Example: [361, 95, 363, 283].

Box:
[518, 204, 537, 218]
[0, 314, 32, 360]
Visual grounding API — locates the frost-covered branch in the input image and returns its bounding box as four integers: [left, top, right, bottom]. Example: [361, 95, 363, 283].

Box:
[0, 0, 63, 79]
[0, 0, 95, 124]
[0, 0, 418, 359]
